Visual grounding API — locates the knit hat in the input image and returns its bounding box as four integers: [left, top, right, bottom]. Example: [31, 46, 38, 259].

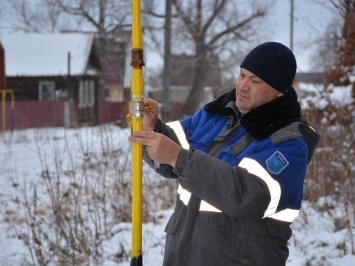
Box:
[240, 42, 297, 94]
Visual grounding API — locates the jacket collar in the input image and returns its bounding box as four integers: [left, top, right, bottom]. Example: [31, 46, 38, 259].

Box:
[204, 87, 303, 140]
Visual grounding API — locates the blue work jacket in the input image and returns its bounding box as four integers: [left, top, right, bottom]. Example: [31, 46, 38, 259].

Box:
[144, 96, 319, 266]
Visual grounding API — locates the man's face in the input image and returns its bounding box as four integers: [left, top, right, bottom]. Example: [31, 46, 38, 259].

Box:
[235, 68, 283, 115]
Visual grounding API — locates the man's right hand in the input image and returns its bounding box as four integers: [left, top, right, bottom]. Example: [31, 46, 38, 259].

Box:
[143, 98, 159, 131]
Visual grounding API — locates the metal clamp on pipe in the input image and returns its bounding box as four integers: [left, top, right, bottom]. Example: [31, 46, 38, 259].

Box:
[130, 97, 144, 118]
[130, 48, 145, 67]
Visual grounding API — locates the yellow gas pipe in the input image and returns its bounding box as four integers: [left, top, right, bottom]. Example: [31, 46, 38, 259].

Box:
[130, 0, 145, 265]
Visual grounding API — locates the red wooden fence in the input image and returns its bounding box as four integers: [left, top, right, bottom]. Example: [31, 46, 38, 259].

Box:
[0, 99, 128, 130]
[98, 100, 128, 124]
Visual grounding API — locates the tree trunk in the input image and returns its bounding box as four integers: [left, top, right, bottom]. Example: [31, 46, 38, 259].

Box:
[162, 0, 172, 121]
[182, 44, 208, 116]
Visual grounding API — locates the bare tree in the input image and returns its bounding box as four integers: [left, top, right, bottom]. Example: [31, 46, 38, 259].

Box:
[2, 0, 132, 99]
[143, 0, 270, 116]
[45, 0, 131, 35]
[327, 0, 355, 98]
[2, 0, 65, 33]
[310, 16, 343, 73]
[46, 0, 132, 99]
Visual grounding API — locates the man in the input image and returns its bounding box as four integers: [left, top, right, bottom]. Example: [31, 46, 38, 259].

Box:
[128, 42, 320, 266]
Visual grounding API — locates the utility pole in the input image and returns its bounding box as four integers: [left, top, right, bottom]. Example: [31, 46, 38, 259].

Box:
[64, 52, 71, 128]
[162, 0, 172, 121]
[290, 0, 298, 90]
[0, 43, 6, 91]
[1, 42, 6, 133]
[67, 52, 71, 98]
[290, 0, 294, 52]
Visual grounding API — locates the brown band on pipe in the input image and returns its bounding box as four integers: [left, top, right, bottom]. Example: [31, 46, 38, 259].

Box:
[130, 48, 145, 67]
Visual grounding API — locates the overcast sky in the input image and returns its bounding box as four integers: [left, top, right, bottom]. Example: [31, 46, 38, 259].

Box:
[0, 0, 339, 73]
[142, 0, 337, 75]
[264, 0, 336, 72]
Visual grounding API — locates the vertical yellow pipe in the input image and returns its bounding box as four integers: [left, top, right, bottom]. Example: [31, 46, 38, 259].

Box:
[131, 0, 144, 265]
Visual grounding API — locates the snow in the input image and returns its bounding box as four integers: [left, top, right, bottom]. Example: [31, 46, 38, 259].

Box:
[0, 126, 174, 265]
[1, 82, 355, 265]
[298, 82, 353, 109]
[0, 33, 95, 77]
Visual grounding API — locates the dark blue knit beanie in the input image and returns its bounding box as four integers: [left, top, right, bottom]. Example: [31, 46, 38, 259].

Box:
[240, 42, 297, 94]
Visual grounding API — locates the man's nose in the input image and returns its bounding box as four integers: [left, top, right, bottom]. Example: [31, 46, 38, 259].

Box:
[238, 79, 250, 90]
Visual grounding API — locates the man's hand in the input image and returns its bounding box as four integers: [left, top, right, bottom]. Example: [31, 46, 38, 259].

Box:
[125, 98, 159, 131]
[143, 98, 159, 131]
[128, 131, 181, 168]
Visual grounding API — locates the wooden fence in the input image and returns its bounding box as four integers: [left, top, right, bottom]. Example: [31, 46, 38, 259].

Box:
[0, 99, 128, 130]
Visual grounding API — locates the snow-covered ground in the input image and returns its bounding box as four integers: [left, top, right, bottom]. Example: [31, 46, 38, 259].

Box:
[0, 124, 354, 265]
[1, 83, 355, 265]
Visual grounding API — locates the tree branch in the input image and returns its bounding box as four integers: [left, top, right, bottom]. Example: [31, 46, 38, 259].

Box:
[208, 10, 265, 46]
[172, 0, 197, 36]
[202, 0, 226, 34]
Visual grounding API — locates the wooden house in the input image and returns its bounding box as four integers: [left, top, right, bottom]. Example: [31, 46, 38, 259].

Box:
[103, 30, 131, 102]
[0, 33, 103, 126]
[147, 53, 222, 120]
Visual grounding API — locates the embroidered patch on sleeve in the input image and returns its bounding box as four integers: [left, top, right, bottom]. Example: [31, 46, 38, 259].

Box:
[266, 150, 289, 175]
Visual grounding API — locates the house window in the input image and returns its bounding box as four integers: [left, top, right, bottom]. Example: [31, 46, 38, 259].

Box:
[88, 80, 95, 107]
[104, 87, 110, 99]
[79, 80, 95, 108]
[39, 80, 55, 100]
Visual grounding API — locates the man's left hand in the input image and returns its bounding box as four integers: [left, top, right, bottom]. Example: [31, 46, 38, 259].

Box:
[128, 131, 181, 168]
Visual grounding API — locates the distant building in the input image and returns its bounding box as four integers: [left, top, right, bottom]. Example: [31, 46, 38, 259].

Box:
[295, 72, 328, 99]
[0, 33, 128, 129]
[1, 33, 101, 124]
[103, 30, 131, 102]
[295, 72, 327, 85]
[148, 53, 221, 105]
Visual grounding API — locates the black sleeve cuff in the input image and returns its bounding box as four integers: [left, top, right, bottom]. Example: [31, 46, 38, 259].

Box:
[153, 118, 163, 132]
[173, 149, 193, 176]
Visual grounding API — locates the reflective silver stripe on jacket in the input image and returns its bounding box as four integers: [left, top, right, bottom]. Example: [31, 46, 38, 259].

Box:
[199, 199, 222, 212]
[238, 158, 281, 217]
[177, 184, 299, 221]
[168, 121, 220, 212]
[177, 184, 192, 206]
[177, 184, 221, 212]
[268, 208, 299, 222]
[167, 121, 190, 149]
[171, 121, 299, 222]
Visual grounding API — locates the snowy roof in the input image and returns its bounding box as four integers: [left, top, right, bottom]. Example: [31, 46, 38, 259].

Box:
[0, 33, 98, 77]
